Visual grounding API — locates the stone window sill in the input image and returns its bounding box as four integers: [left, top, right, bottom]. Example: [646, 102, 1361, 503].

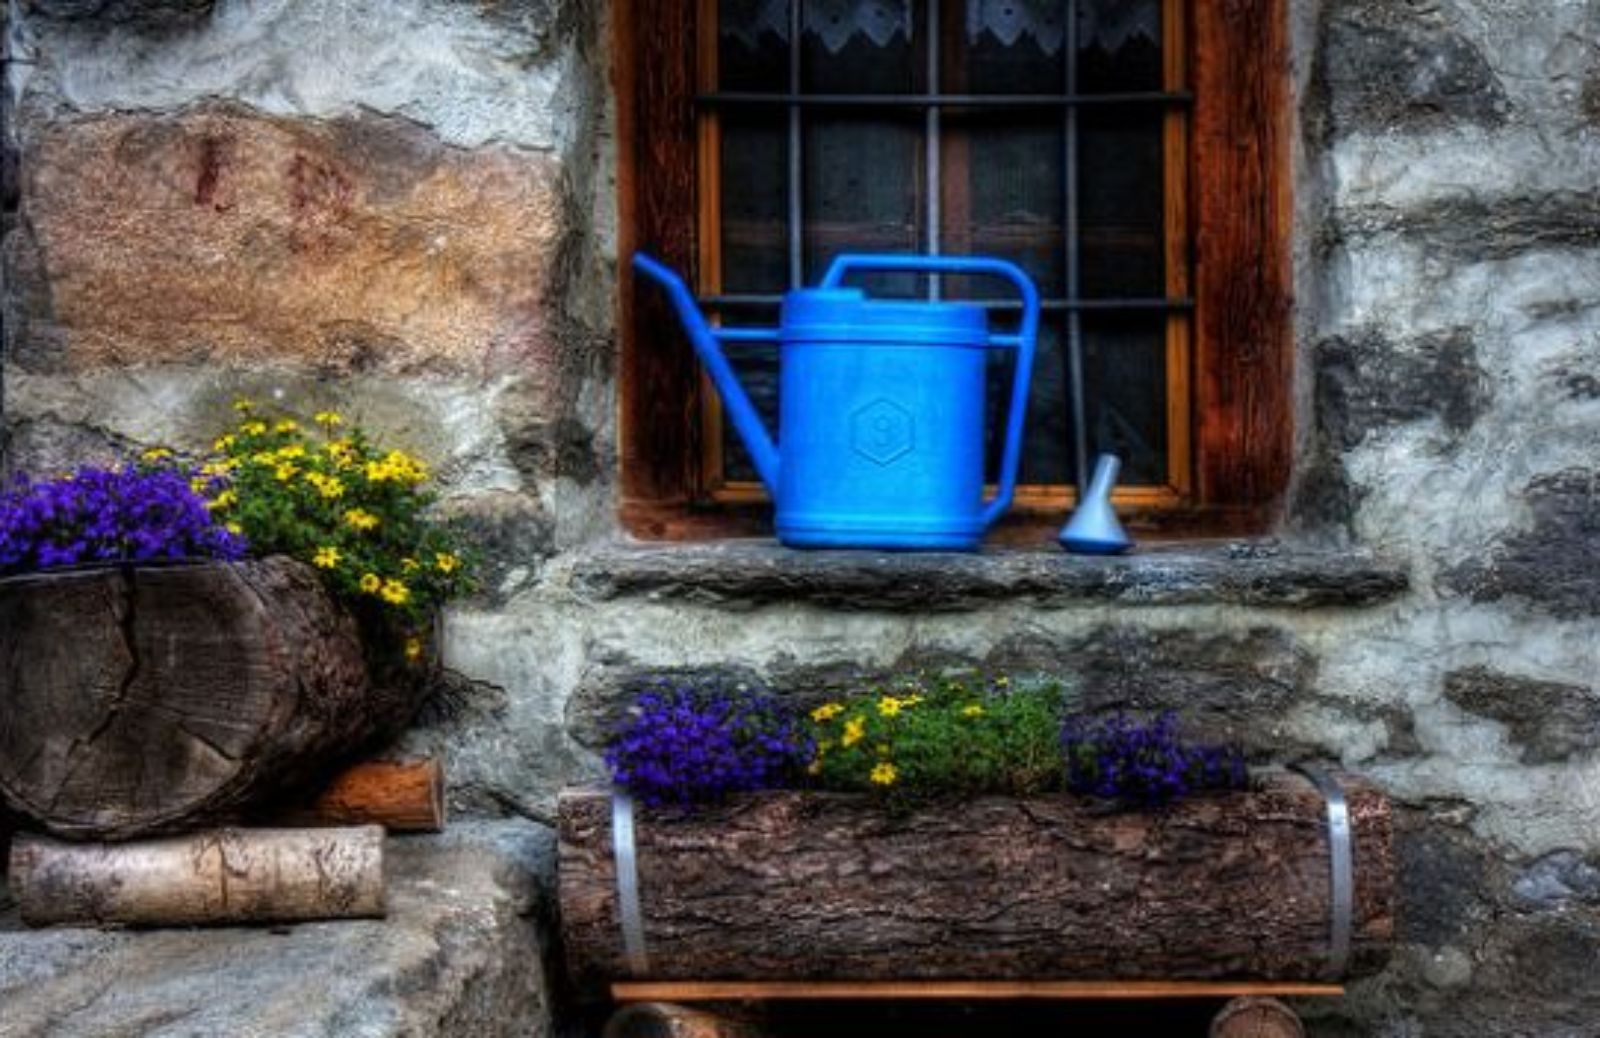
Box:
[566, 539, 1410, 612]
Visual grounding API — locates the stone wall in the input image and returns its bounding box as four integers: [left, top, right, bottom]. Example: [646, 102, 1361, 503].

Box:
[2, 1, 1598, 1035]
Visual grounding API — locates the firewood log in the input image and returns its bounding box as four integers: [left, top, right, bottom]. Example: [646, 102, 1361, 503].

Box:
[0, 558, 428, 840]
[272, 758, 447, 833]
[8, 826, 385, 927]
[1210, 996, 1306, 1038]
[559, 773, 1394, 993]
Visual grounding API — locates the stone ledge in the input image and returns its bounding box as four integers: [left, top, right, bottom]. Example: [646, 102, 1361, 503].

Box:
[567, 540, 1411, 612]
[0, 821, 557, 1038]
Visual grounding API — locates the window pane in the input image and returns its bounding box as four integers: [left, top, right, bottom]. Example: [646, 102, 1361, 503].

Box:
[985, 319, 1074, 486]
[720, 0, 791, 92]
[1078, 0, 1163, 94]
[803, 114, 925, 297]
[1084, 312, 1168, 486]
[944, 112, 1065, 299]
[716, 306, 782, 484]
[1079, 107, 1165, 298]
[961, 1, 1066, 95]
[803, 0, 920, 93]
[721, 114, 789, 295]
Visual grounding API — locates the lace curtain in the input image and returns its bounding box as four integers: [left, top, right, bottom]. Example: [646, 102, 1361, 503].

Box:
[719, 1, 1160, 55]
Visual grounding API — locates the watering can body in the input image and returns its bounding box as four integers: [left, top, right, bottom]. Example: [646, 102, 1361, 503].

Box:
[633, 253, 1039, 551]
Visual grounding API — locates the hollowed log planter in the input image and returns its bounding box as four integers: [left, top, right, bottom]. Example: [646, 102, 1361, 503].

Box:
[558, 773, 1394, 996]
[0, 557, 429, 841]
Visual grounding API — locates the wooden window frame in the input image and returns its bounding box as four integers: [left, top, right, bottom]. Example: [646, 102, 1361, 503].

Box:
[615, 0, 1291, 542]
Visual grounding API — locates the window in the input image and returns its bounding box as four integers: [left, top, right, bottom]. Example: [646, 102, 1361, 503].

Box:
[618, 0, 1290, 541]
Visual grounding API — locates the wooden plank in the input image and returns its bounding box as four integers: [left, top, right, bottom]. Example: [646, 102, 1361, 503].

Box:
[612, 981, 1346, 1003]
[1190, 0, 1294, 519]
[617, 0, 705, 527]
[1163, 0, 1195, 501]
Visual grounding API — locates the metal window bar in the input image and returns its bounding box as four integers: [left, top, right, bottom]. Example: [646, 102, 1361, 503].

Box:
[705, 1, 1184, 496]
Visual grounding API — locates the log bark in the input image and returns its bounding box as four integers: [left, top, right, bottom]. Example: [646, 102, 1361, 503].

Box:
[559, 773, 1394, 993]
[9, 826, 386, 927]
[271, 758, 447, 833]
[0, 558, 427, 841]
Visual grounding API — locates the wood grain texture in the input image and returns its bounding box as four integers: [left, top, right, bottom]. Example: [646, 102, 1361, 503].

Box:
[1210, 996, 1306, 1038]
[604, 1002, 765, 1038]
[617, 0, 705, 531]
[559, 773, 1394, 995]
[273, 758, 446, 834]
[0, 558, 422, 841]
[9, 826, 385, 927]
[1191, 0, 1294, 516]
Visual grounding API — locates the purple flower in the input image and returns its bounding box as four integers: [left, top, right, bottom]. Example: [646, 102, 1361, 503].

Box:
[1060, 711, 1250, 806]
[0, 466, 247, 577]
[606, 679, 813, 806]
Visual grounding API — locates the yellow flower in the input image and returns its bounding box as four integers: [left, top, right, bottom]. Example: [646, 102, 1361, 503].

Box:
[277, 444, 307, 459]
[240, 421, 268, 436]
[190, 477, 210, 494]
[877, 696, 904, 718]
[225, 521, 243, 535]
[404, 637, 423, 663]
[213, 434, 237, 452]
[325, 441, 356, 468]
[273, 464, 299, 482]
[313, 547, 341, 570]
[305, 472, 345, 500]
[810, 702, 845, 723]
[274, 420, 300, 434]
[344, 509, 380, 532]
[314, 411, 345, 428]
[379, 579, 411, 606]
[232, 398, 255, 413]
[841, 716, 865, 748]
[359, 573, 382, 594]
[401, 557, 420, 573]
[200, 460, 236, 477]
[207, 490, 238, 511]
[870, 762, 898, 786]
[434, 552, 460, 574]
[141, 447, 174, 463]
[961, 704, 986, 719]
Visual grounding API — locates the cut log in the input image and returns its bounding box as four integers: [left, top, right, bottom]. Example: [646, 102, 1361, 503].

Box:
[559, 773, 1394, 994]
[0, 558, 429, 840]
[1210, 997, 1306, 1038]
[272, 758, 447, 833]
[603, 1003, 765, 1038]
[8, 826, 385, 927]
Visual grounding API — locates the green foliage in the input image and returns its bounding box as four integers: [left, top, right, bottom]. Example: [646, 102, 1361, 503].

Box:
[195, 401, 475, 631]
[805, 673, 1066, 799]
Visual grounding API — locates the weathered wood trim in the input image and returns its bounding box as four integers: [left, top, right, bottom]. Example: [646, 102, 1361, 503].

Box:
[1190, 0, 1294, 517]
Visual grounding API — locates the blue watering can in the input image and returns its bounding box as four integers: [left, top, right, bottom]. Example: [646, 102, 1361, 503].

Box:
[633, 252, 1039, 550]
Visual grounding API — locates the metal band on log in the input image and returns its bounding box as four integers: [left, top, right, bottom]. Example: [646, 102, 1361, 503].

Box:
[0, 558, 426, 841]
[558, 773, 1395, 995]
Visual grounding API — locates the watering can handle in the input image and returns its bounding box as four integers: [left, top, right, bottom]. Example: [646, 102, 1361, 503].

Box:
[819, 254, 1040, 529]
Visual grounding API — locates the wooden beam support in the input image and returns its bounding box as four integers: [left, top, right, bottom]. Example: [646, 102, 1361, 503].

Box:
[611, 981, 1345, 1003]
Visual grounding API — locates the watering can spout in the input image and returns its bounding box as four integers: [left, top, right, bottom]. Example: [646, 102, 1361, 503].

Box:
[631, 253, 781, 495]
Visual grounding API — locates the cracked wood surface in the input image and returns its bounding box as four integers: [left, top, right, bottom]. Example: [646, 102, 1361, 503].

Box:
[0, 558, 417, 840]
[559, 776, 1394, 994]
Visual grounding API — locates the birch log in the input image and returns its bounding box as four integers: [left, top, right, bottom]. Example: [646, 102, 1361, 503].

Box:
[0, 558, 427, 840]
[8, 826, 386, 927]
[559, 773, 1394, 993]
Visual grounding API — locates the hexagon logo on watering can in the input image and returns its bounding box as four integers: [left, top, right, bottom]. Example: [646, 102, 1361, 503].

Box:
[850, 399, 914, 466]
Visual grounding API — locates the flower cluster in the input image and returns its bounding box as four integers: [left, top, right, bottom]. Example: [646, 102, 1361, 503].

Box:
[190, 401, 474, 623]
[606, 681, 814, 806]
[806, 673, 1065, 799]
[0, 466, 246, 576]
[1060, 711, 1250, 805]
